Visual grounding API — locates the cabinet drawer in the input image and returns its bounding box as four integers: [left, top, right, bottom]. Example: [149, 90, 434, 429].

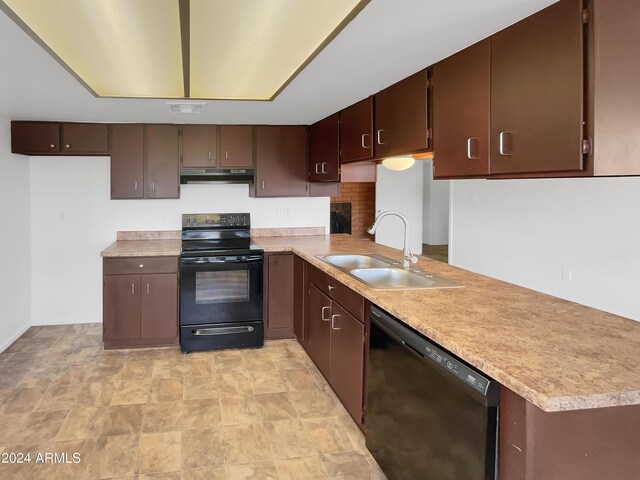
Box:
[103, 257, 178, 275]
[307, 263, 365, 322]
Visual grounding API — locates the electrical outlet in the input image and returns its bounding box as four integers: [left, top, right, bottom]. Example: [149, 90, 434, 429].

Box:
[561, 269, 573, 281]
[277, 208, 290, 219]
[160, 212, 167, 223]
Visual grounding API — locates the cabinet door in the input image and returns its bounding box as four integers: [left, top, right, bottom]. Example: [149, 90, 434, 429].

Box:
[181, 125, 217, 168]
[110, 124, 144, 199]
[140, 274, 178, 340]
[309, 114, 340, 182]
[306, 284, 332, 379]
[62, 123, 109, 154]
[329, 302, 365, 425]
[490, 0, 585, 174]
[340, 97, 373, 163]
[11, 122, 60, 154]
[265, 253, 295, 339]
[253, 126, 308, 197]
[219, 125, 254, 168]
[433, 39, 490, 178]
[146, 125, 180, 199]
[293, 255, 305, 345]
[374, 69, 430, 158]
[103, 275, 141, 342]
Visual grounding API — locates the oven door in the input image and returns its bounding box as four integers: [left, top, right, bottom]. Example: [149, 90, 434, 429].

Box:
[180, 254, 263, 326]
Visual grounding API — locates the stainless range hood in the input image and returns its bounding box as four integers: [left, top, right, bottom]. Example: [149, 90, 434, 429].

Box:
[180, 168, 255, 184]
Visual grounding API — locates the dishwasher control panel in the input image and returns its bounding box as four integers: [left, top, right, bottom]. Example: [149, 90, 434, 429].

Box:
[422, 343, 490, 395]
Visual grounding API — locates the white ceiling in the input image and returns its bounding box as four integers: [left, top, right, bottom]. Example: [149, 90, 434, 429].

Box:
[0, 0, 557, 125]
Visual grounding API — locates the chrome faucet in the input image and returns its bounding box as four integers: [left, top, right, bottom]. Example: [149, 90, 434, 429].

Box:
[367, 211, 417, 269]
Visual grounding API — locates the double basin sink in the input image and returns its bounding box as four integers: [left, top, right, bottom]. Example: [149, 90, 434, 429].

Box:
[316, 253, 462, 290]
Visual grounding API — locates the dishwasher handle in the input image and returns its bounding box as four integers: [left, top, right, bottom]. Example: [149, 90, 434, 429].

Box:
[370, 306, 499, 406]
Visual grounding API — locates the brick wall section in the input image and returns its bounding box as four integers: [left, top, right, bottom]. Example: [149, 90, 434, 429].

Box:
[331, 182, 376, 238]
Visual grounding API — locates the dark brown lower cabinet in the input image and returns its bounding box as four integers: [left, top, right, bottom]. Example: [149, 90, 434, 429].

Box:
[306, 284, 332, 379]
[293, 255, 306, 345]
[103, 257, 178, 349]
[264, 253, 296, 339]
[500, 387, 640, 480]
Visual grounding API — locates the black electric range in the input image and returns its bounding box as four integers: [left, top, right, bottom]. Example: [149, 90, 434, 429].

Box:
[179, 213, 264, 353]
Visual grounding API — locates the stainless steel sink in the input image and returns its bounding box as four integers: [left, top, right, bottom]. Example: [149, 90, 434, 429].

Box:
[316, 253, 463, 290]
[321, 254, 395, 270]
[350, 268, 461, 290]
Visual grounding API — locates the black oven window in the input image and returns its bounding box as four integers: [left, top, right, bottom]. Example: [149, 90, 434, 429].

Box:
[195, 270, 249, 304]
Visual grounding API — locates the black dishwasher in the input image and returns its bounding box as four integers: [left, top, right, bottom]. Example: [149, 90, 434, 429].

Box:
[366, 306, 499, 480]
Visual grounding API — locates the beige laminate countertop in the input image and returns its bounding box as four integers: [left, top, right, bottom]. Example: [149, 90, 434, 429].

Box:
[253, 234, 640, 413]
[101, 239, 181, 257]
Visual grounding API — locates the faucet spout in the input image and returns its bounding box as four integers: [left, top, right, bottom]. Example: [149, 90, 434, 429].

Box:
[368, 211, 416, 269]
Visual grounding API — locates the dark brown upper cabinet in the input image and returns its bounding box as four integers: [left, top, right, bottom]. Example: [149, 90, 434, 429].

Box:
[433, 39, 491, 178]
[61, 123, 109, 154]
[490, 0, 585, 175]
[374, 69, 431, 158]
[309, 113, 340, 182]
[11, 122, 61, 154]
[250, 126, 309, 197]
[219, 125, 254, 168]
[181, 125, 217, 168]
[110, 124, 144, 199]
[11, 122, 109, 155]
[340, 97, 373, 163]
[145, 125, 180, 199]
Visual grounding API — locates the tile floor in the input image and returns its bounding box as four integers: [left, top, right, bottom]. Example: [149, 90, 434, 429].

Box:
[0, 324, 386, 479]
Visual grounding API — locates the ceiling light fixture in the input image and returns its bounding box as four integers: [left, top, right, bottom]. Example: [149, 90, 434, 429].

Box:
[0, 0, 370, 101]
[167, 101, 206, 114]
[382, 156, 416, 171]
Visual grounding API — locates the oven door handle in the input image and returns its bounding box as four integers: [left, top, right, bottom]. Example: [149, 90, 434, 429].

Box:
[181, 256, 263, 265]
[191, 326, 255, 336]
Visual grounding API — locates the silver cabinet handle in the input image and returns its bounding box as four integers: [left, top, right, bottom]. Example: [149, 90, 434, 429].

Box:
[328, 285, 335, 291]
[139, 264, 144, 268]
[261, 180, 265, 190]
[146, 283, 150, 294]
[499, 132, 513, 156]
[315, 163, 321, 174]
[376, 129, 386, 145]
[466, 138, 480, 160]
[225, 150, 229, 160]
[321, 306, 331, 322]
[208, 149, 212, 160]
[361, 133, 370, 149]
[134, 181, 138, 191]
[131, 283, 135, 295]
[331, 314, 341, 330]
[321, 162, 328, 174]
[152, 181, 156, 191]
[50, 144, 55, 148]
[65, 144, 70, 149]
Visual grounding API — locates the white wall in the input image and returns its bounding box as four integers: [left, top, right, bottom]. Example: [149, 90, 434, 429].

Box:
[450, 178, 640, 322]
[374, 162, 423, 253]
[422, 159, 450, 245]
[30, 156, 330, 326]
[0, 119, 31, 351]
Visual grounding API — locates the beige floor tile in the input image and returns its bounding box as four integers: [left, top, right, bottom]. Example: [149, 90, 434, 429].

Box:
[264, 419, 317, 459]
[13, 410, 69, 445]
[282, 368, 320, 391]
[101, 404, 145, 436]
[143, 401, 182, 433]
[33, 382, 83, 412]
[15, 364, 71, 388]
[0, 386, 47, 414]
[136, 472, 181, 480]
[220, 395, 261, 426]
[303, 417, 358, 454]
[75, 381, 118, 407]
[321, 452, 376, 479]
[213, 356, 245, 375]
[150, 377, 183, 403]
[182, 398, 222, 430]
[228, 461, 278, 480]
[121, 360, 154, 380]
[136, 431, 181, 474]
[0, 442, 50, 480]
[242, 350, 276, 373]
[56, 406, 107, 441]
[255, 392, 298, 421]
[87, 363, 124, 382]
[276, 456, 329, 480]
[0, 412, 30, 444]
[152, 358, 185, 378]
[33, 438, 95, 480]
[182, 428, 226, 469]
[111, 379, 151, 405]
[183, 356, 214, 376]
[182, 466, 228, 480]
[224, 423, 272, 465]
[184, 376, 218, 400]
[247, 369, 288, 395]
[87, 433, 140, 479]
[216, 372, 253, 396]
[289, 389, 341, 419]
